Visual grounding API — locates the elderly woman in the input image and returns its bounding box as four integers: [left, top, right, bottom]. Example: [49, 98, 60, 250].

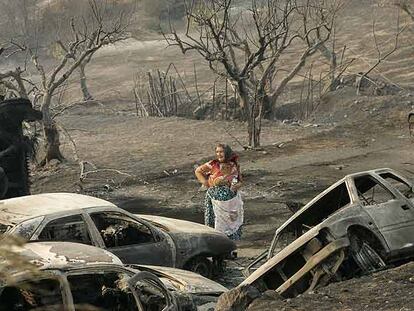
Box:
[195, 144, 243, 240]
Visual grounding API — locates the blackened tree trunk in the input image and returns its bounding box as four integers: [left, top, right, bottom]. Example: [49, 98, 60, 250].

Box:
[79, 59, 94, 101]
[317, 42, 338, 91]
[40, 95, 64, 165]
[43, 122, 64, 163]
[238, 81, 262, 148]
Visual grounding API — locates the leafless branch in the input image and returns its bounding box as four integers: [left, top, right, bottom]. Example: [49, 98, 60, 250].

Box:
[357, 6, 405, 95]
[79, 161, 134, 182]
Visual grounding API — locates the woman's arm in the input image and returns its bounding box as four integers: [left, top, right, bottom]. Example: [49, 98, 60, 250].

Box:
[195, 165, 209, 187]
[230, 164, 242, 192]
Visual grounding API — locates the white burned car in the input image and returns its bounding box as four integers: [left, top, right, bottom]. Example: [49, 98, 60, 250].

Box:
[241, 168, 414, 298]
[0, 193, 236, 278]
[0, 241, 227, 310]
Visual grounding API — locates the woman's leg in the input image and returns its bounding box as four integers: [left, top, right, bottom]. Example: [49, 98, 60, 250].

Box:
[227, 226, 242, 241]
[214, 187, 242, 240]
[205, 186, 242, 240]
[204, 189, 215, 228]
[204, 186, 231, 228]
[214, 186, 236, 201]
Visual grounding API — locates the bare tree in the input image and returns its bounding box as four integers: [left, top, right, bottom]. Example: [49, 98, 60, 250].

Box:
[54, 0, 137, 102]
[357, 9, 404, 95]
[0, 67, 29, 99]
[165, 0, 341, 147]
[0, 0, 37, 99]
[391, 0, 414, 21]
[1, 0, 133, 164]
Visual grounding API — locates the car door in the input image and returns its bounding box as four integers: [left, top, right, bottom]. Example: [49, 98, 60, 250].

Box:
[86, 210, 174, 266]
[353, 174, 414, 253]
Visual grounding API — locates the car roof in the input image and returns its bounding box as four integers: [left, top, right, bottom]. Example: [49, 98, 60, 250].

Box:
[342, 167, 397, 179]
[0, 193, 116, 224]
[16, 241, 124, 270]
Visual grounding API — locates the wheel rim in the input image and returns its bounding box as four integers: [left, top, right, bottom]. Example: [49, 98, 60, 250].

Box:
[353, 242, 386, 273]
[193, 261, 211, 277]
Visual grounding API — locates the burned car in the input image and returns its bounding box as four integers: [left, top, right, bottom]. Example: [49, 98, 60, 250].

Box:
[0, 193, 236, 277]
[241, 168, 414, 298]
[0, 241, 228, 310]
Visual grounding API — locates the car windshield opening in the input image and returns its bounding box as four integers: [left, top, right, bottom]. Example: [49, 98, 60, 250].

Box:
[379, 172, 413, 199]
[12, 216, 44, 240]
[285, 182, 351, 232]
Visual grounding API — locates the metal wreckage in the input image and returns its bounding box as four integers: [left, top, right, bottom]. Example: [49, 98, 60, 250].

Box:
[0, 193, 236, 279]
[237, 168, 414, 299]
[0, 241, 228, 311]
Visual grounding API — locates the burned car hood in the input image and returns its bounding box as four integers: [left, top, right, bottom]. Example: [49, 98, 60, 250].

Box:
[136, 215, 236, 259]
[134, 265, 227, 295]
[136, 214, 219, 234]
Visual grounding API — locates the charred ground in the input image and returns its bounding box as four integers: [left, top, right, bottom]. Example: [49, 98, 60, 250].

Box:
[30, 87, 414, 309]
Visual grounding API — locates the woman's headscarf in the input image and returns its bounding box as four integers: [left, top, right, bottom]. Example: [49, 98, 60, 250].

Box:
[216, 144, 238, 165]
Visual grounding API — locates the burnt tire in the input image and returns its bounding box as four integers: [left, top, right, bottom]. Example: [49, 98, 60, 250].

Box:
[349, 234, 386, 274]
[185, 256, 213, 278]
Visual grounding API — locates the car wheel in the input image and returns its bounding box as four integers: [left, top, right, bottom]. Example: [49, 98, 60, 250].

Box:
[185, 256, 213, 278]
[349, 234, 386, 274]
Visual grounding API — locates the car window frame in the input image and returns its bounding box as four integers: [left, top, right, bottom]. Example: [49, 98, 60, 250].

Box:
[128, 271, 177, 311]
[348, 173, 403, 206]
[0, 270, 72, 311]
[83, 207, 161, 249]
[266, 178, 354, 260]
[63, 265, 143, 311]
[376, 171, 414, 200]
[10, 216, 45, 240]
[31, 211, 97, 246]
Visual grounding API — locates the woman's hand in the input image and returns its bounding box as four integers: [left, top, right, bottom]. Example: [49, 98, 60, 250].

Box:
[213, 176, 227, 187]
[230, 182, 242, 192]
[195, 165, 209, 188]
